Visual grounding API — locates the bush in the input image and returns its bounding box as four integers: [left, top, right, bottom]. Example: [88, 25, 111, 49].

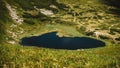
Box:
[24, 19, 35, 25]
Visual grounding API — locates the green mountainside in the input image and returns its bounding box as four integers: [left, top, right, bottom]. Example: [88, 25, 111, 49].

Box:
[0, 0, 120, 67]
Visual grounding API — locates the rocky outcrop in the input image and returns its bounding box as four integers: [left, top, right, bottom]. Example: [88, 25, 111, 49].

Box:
[86, 30, 120, 44]
[4, 1, 25, 44]
[5, 2, 23, 24]
[34, 6, 54, 15]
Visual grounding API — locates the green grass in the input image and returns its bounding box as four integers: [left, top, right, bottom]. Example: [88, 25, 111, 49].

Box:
[0, 44, 120, 68]
[0, 0, 11, 43]
[0, 0, 120, 67]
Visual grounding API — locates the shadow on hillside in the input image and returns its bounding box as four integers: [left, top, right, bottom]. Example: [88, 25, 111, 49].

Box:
[15, 0, 67, 10]
[101, 0, 120, 16]
[20, 32, 105, 50]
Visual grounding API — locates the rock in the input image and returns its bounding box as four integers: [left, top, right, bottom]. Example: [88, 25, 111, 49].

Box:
[8, 41, 15, 44]
[5, 2, 23, 24]
[49, 5, 58, 9]
[40, 9, 54, 15]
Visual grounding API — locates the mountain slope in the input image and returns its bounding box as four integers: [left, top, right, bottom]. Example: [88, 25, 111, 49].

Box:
[2, 0, 120, 44]
[0, 0, 120, 67]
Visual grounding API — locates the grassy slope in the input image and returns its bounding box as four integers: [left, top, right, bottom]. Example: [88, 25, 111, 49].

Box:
[0, 44, 120, 68]
[0, 0, 120, 68]
[0, 0, 8, 43]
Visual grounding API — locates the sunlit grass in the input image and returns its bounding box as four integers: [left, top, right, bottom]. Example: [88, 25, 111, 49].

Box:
[0, 0, 120, 67]
[0, 44, 120, 68]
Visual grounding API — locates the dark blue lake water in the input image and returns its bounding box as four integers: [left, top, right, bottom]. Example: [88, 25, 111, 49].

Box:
[20, 32, 105, 50]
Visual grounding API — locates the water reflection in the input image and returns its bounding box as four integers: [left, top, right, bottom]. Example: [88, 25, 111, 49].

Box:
[20, 32, 105, 50]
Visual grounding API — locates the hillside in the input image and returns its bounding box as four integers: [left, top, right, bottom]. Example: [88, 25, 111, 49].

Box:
[0, 0, 120, 67]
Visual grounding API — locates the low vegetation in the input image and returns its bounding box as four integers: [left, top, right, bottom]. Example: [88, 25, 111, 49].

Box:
[0, 0, 120, 67]
[0, 44, 120, 68]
